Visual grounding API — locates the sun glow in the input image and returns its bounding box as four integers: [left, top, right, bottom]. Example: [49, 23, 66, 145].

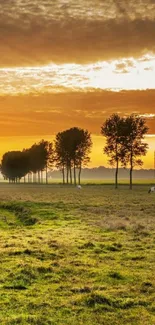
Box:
[0, 55, 155, 95]
[0, 134, 154, 169]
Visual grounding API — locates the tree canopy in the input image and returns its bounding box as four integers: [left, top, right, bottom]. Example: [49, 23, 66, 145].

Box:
[101, 114, 149, 189]
[101, 114, 126, 188]
[1, 140, 54, 183]
[121, 115, 149, 189]
[55, 127, 92, 185]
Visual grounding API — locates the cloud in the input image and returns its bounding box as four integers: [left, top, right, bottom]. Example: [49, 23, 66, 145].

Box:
[0, 56, 155, 95]
[114, 59, 136, 73]
[0, 89, 155, 136]
[144, 67, 153, 71]
[139, 113, 155, 118]
[114, 62, 130, 74]
[0, 0, 155, 66]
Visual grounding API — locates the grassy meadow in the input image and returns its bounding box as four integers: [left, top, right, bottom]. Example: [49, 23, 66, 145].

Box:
[0, 184, 155, 324]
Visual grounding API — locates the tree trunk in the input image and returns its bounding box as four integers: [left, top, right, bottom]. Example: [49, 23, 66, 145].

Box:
[70, 166, 72, 184]
[62, 166, 65, 184]
[34, 173, 37, 183]
[78, 165, 81, 185]
[130, 152, 133, 190]
[66, 166, 69, 184]
[74, 161, 76, 186]
[38, 171, 40, 184]
[46, 165, 48, 184]
[130, 168, 132, 189]
[115, 160, 119, 189]
[41, 171, 43, 184]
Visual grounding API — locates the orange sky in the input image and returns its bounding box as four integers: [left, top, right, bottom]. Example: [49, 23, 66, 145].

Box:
[0, 0, 155, 168]
[0, 134, 154, 169]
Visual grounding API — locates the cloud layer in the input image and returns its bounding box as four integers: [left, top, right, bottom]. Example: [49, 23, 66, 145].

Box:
[0, 89, 155, 136]
[1, 0, 155, 66]
[0, 55, 155, 94]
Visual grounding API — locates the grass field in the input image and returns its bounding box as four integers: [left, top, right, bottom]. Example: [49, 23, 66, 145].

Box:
[0, 184, 155, 325]
[36, 178, 155, 185]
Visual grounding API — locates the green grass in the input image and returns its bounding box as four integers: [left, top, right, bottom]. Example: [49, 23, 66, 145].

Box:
[1, 178, 154, 185]
[80, 178, 155, 185]
[0, 184, 155, 324]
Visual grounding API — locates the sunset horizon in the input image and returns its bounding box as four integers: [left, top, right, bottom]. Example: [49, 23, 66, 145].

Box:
[0, 0, 155, 169]
[1, 3, 155, 323]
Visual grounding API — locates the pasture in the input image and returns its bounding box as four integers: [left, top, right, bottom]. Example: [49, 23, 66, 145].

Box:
[0, 184, 155, 325]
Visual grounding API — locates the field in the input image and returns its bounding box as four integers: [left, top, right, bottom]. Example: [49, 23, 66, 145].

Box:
[0, 184, 155, 325]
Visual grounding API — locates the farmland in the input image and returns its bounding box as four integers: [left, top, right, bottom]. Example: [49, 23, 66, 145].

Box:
[0, 184, 155, 325]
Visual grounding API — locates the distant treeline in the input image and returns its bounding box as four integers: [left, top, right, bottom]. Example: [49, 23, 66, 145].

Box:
[0, 114, 149, 189]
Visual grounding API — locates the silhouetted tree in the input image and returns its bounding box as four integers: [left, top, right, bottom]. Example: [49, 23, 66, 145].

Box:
[28, 144, 41, 183]
[55, 127, 92, 185]
[1, 151, 29, 182]
[39, 140, 54, 184]
[73, 129, 92, 185]
[28, 140, 54, 184]
[101, 114, 126, 189]
[122, 115, 149, 189]
[55, 131, 68, 184]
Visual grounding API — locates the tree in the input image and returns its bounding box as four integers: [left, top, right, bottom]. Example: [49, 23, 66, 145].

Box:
[55, 131, 69, 184]
[74, 129, 92, 185]
[28, 140, 54, 184]
[55, 127, 92, 185]
[122, 115, 149, 189]
[28, 144, 41, 183]
[101, 114, 126, 189]
[1, 151, 29, 182]
[64, 127, 92, 185]
[39, 140, 54, 184]
[0, 141, 54, 184]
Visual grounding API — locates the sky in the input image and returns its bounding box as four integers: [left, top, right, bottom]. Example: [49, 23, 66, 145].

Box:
[0, 0, 155, 169]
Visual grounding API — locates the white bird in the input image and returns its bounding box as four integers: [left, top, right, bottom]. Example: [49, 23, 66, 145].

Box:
[77, 185, 82, 189]
[148, 186, 155, 193]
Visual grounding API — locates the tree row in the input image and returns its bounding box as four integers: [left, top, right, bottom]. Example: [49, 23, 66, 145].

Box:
[1, 127, 92, 185]
[0, 114, 149, 189]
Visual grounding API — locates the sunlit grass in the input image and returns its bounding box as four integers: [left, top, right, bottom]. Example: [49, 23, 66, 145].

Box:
[1, 178, 152, 185]
[0, 184, 155, 324]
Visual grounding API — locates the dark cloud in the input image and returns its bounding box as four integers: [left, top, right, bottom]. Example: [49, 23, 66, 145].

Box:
[0, 0, 155, 66]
